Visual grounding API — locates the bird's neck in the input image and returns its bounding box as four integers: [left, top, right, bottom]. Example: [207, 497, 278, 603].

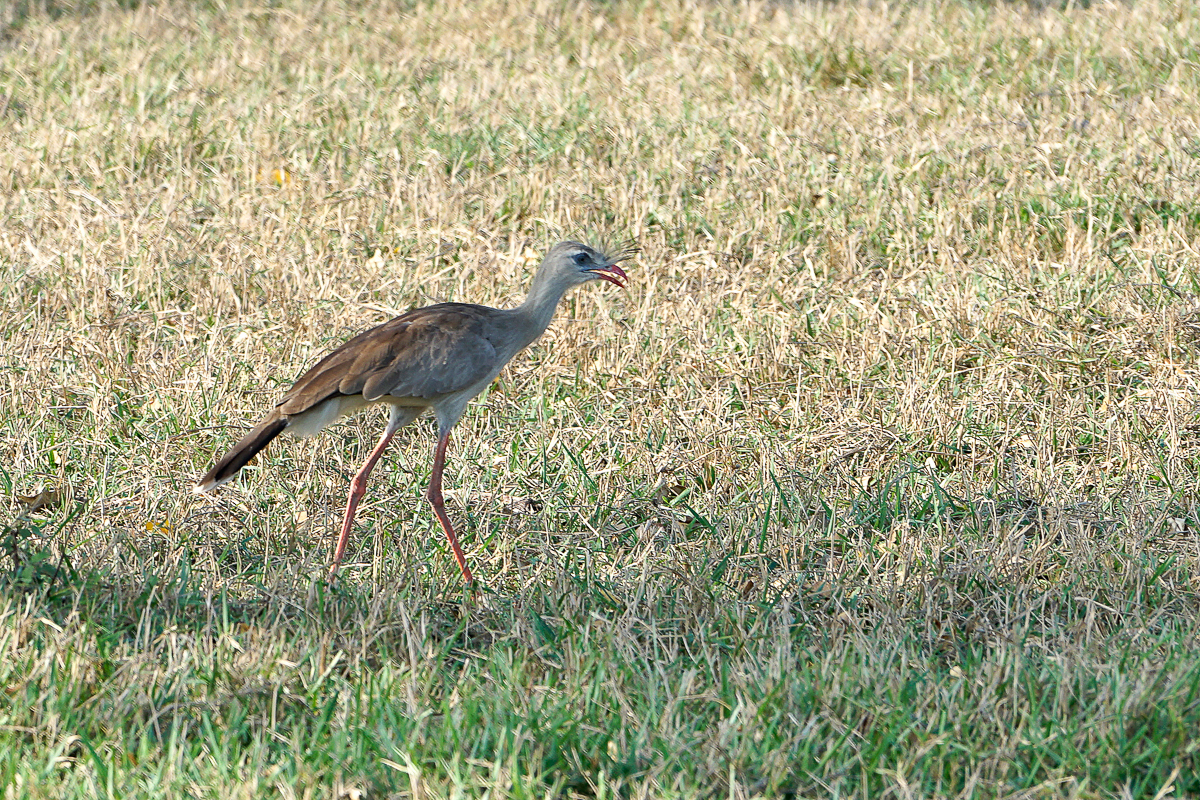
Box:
[509, 265, 572, 350]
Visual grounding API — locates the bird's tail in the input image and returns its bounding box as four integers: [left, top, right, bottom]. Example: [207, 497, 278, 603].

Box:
[194, 415, 288, 493]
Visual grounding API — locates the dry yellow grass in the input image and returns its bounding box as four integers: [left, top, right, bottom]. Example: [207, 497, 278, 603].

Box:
[2, 0, 1200, 796]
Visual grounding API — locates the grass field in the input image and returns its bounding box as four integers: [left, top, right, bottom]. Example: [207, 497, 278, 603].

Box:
[3, 0, 1200, 796]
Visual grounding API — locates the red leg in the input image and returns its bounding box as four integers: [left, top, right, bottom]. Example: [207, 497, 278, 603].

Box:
[329, 417, 402, 577]
[425, 430, 475, 585]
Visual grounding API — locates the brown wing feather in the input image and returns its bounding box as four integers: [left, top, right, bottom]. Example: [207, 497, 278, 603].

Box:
[276, 304, 501, 417]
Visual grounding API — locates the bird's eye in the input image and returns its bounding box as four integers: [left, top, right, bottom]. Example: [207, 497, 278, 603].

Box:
[573, 252, 589, 265]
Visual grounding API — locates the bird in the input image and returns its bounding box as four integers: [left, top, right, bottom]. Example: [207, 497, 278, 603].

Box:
[194, 241, 631, 585]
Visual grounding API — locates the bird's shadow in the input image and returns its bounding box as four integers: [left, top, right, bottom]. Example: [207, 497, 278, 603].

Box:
[1, 509, 506, 672]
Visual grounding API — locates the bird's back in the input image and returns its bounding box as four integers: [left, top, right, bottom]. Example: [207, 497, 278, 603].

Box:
[277, 303, 509, 418]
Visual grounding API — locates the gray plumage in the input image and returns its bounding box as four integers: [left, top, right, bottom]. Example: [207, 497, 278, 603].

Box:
[194, 240, 631, 583]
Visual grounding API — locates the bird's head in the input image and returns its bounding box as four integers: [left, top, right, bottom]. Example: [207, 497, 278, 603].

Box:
[548, 240, 632, 289]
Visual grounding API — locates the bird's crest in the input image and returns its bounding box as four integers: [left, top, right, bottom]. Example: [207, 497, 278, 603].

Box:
[581, 233, 638, 266]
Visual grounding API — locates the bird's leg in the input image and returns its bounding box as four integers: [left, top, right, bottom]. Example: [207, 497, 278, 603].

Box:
[425, 430, 475, 584]
[329, 412, 403, 577]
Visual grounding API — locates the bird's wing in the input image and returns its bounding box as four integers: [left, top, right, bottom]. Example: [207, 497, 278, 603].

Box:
[276, 304, 501, 416]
